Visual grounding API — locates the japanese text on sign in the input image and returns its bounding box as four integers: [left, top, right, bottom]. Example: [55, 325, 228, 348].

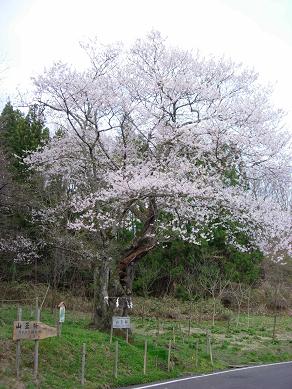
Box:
[112, 316, 131, 329]
[13, 321, 57, 341]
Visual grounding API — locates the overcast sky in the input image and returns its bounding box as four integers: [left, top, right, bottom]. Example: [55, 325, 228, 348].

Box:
[1, 0, 292, 129]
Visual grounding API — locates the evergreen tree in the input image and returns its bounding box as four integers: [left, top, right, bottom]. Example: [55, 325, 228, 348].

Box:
[0, 102, 49, 178]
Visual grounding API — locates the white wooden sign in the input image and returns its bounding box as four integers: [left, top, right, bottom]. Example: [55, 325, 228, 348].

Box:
[59, 306, 65, 323]
[112, 316, 131, 329]
[13, 321, 57, 341]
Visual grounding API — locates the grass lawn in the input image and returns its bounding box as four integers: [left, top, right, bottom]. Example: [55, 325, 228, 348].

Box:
[1, 303, 292, 388]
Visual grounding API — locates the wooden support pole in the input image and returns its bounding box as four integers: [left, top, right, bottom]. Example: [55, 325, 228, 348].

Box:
[272, 314, 277, 340]
[81, 343, 86, 386]
[155, 354, 158, 369]
[195, 338, 199, 369]
[40, 284, 50, 311]
[143, 339, 147, 375]
[209, 336, 213, 367]
[167, 340, 172, 371]
[110, 323, 113, 344]
[126, 328, 129, 344]
[113, 341, 118, 378]
[33, 301, 40, 381]
[16, 307, 22, 379]
[56, 321, 62, 336]
[206, 330, 209, 354]
[188, 318, 191, 336]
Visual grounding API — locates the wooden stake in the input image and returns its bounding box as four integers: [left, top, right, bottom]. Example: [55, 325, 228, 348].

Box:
[247, 295, 250, 329]
[110, 322, 113, 344]
[126, 328, 129, 343]
[16, 307, 22, 379]
[272, 314, 277, 340]
[172, 326, 176, 344]
[188, 318, 191, 336]
[33, 300, 40, 381]
[81, 343, 86, 385]
[209, 336, 213, 367]
[113, 341, 118, 378]
[57, 321, 62, 336]
[167, 340, 172, 371]
[40, 284, 50, 311]
[143, 339, 147, 375]
[195, 338, 199, 369]
[206, 330, 209, 354]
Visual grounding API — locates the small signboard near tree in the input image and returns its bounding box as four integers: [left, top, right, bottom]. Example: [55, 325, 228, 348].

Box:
[58, 302, 65, 323]
[13, 321, 57, 340]
[112, 316, 131, 329]
[13, 304, 58, 380]
[110, 316, 131, 343]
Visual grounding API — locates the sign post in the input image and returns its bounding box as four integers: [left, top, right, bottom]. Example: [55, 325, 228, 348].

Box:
[59, 302, 65, 323]
[112, 316, 131, 329]
[113, 341, 118, 378]
[57, 302, 65, 336]
[13, 321, 58, 341]
[111, 316, 131, 342]
[13, 310, 58, 380]
[33, 305, 40, 380]
[16, 307, 22, 379]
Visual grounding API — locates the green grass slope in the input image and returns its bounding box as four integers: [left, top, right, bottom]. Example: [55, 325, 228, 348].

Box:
[1, 303, 292, 388]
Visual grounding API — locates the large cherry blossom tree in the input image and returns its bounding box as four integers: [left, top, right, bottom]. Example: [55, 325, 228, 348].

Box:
[26, 31, 292, 328]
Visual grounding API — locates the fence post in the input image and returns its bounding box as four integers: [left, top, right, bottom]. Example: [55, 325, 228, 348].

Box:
[209, 336, 213, 367]
[167, 340, 172, 371]
[143, 339, 147, 375]
[126, 328, 129, 344]
[16, 307, 22, 379]
[81, 343, 86, 385]
[195, 338, 199, 368]
[113, 341, 118, 378]
[206, 330, 209, 354]
[33, 299, 40, 381]
[188, 317, 191, 336]
[272, 314, 277, 340]
[56, 321, 62, 336]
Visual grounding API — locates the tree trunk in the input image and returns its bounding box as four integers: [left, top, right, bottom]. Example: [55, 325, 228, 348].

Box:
[93, 198, 157, 329]
[92, 256, 112, 330]
[212, 298, 216, 326]
[118, 198, 157, 314]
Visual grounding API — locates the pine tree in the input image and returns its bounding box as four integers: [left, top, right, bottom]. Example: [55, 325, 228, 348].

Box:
[0, 102, 49, 178]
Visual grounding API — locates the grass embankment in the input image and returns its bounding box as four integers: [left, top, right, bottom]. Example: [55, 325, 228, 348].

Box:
[1, 302, 292, 388]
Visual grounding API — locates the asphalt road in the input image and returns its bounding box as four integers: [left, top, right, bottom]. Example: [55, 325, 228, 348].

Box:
[120, 361, 292, 389]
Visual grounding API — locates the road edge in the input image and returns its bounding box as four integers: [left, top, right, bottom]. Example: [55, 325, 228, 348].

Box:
[121, 360, 292, 389]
